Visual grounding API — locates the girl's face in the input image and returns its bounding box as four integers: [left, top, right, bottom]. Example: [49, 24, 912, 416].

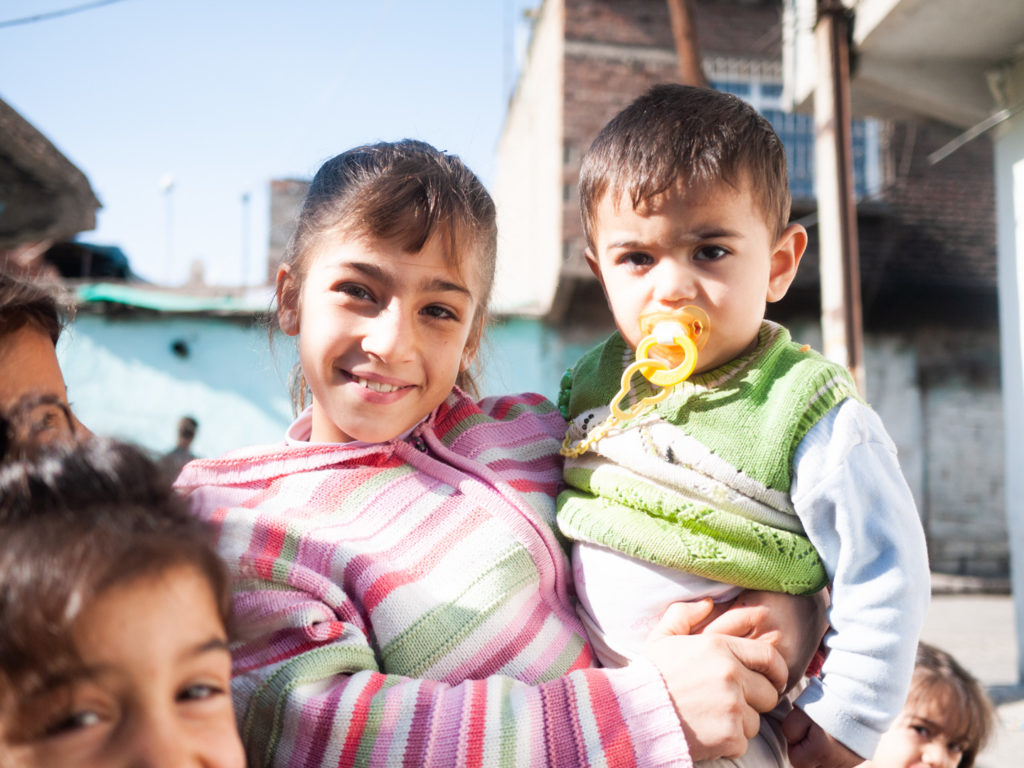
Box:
[0, 565, 244, 768]
[278, 232, 482, 443]
[0, 325, 90, 446]
[869, 700, 968, 768]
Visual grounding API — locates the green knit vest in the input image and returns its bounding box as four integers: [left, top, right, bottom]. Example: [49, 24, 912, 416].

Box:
[557, 322, 860, 595]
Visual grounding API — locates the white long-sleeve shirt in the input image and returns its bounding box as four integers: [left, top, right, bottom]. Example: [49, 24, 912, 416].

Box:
[574, 398, 931, 759]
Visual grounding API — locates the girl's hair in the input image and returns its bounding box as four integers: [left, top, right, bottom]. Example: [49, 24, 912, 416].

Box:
[278, 139, 497, 406]
[0, 434, 231, 707]
[908, 641, 995, 768]
[0, 269, 71, 346]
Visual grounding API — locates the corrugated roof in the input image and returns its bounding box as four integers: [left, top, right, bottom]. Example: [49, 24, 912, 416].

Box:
[75, 282, 274, 316]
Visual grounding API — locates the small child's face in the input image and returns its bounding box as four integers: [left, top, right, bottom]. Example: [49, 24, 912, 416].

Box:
[585, 176, 803, 373]
[869, 702, 967, 768]
[279, 232, 482, 443]
[0, 565, 244, 768]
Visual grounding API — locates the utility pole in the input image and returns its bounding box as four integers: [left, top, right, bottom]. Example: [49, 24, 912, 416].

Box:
[241, 191, 251, 287]
[666, 0, 708, 87]
[814, 0, 864, 393]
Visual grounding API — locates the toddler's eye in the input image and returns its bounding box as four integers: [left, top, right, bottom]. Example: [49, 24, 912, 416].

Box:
[694, 246, 728, 262]
[948, 742, 965, 755]
[619, 251, 653, 267]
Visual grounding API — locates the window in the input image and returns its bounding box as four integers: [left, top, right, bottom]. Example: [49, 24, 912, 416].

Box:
[713, 77, 880, 201]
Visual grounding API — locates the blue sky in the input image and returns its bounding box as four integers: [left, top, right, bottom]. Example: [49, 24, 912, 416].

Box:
[1, 0, 535, 286]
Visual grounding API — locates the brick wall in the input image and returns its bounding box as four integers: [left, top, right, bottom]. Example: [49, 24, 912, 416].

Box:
[545, 0, 1007, 577]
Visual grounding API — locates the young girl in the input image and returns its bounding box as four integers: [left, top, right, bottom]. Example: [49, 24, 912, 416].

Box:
[0, 269, 89, 450]
[176, 139, 815, 767]
[866, 642, 995, 768]
[0, 434, 245, 767]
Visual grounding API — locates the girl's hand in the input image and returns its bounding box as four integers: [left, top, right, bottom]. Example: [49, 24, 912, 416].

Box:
[643, 601, 788, 761]
[651, 589, 831, 691]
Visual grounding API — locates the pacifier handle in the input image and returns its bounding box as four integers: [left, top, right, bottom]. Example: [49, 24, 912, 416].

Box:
[560, 306, 710, 459]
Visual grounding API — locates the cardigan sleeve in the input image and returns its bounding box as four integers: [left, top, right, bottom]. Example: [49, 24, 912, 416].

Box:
[791, 399, 931, 759]
[210, 510, 691, 768]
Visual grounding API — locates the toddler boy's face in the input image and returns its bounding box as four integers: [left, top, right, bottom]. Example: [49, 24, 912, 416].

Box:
[585, 175, 803, 374]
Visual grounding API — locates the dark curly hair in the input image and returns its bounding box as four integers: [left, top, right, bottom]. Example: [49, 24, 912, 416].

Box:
[0, 435, 231, 709]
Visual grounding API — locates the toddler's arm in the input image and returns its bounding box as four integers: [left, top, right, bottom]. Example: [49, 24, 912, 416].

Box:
[790, 400, 931, 762]
[782, 708, 862, 768]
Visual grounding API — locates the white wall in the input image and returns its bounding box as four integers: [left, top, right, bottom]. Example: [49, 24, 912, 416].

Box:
[994, 55, 1024, 681]
[58, 314, 294, 459]
[492, 0, 565, 315]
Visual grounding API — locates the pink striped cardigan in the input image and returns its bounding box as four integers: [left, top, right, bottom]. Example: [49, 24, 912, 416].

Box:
[176, 390, 690, 767]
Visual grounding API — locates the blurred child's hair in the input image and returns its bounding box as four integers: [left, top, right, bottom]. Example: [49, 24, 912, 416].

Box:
[579, 83, 792, 248]
[909, 641, 995, 768]
[0, 434, 231, 709]
[0, 269, 71, 346]
[279, 139, 497, 405]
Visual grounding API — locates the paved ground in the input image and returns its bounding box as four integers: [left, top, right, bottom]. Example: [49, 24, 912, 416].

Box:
[920, 591, 1023, 767]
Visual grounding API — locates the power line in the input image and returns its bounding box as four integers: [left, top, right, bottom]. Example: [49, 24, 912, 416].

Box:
[0, 0, 129, 30]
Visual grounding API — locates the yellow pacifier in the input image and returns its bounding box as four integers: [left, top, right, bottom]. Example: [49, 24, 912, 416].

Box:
[634, 307, 710, 388]
[561, 306, 710, 457]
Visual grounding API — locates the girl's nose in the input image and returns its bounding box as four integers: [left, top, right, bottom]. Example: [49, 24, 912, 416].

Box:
[126, 713, 194, 768]
[362, 306, 413, 361]
[920, 740, 954, 768]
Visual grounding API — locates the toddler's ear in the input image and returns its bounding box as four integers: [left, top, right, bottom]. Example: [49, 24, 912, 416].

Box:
[276, 265, 300, 336]
[766, 224, 807, 303]
[584, 248, 609, 294]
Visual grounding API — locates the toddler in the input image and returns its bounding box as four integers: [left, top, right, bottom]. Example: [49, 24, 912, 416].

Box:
[176, 139, 813, 767]
[0, 433, 245, 767]
[866, 642, 995, 768]
[557, 84, 931, 767]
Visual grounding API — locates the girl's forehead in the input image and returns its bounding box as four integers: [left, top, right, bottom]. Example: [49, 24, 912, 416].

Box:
[907, 694, 970, 741]
[308, 231, 483, 295]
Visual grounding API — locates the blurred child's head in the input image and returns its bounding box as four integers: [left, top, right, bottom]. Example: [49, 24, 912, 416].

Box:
[275, 140, 498, 443]
[0, 270, 88, 447]
[577, 84, 805, 372]
[0, 436, 244, 768]
[870, 642, 995, 768]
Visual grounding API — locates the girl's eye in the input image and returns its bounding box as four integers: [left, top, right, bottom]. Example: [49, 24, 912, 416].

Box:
[421, 304, 457, 320]
[910, 723, 932, 738]
[948, 742, 965, 755]
[694, 245, 728, 262]
[177, 683, 222, 703]
[44, 709, 102, 736]
[337, 283, 375, 302]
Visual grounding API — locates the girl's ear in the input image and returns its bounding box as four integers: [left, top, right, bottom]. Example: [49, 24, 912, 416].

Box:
[460, 314, 484, 372]
[276, 264, 300, 336]
[766, 223, 807, 303]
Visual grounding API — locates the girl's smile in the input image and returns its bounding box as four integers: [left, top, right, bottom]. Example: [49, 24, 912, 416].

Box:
[278, 232, 481, 444]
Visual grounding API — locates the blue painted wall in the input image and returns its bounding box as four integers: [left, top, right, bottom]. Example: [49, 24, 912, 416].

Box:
[58, 314, 295, 458]
[56, 312, 608, 459]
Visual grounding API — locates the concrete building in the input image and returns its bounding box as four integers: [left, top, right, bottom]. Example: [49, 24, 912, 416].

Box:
[781, 0, 1024, 683]
[494, 0, 1006, 578]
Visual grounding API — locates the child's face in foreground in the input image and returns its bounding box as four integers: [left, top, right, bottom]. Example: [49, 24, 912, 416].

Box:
[586, 176, 804, 373]
[869, 700, 968, 768]
[0, 565, 244, 768]
[280, 232, 481, 443]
